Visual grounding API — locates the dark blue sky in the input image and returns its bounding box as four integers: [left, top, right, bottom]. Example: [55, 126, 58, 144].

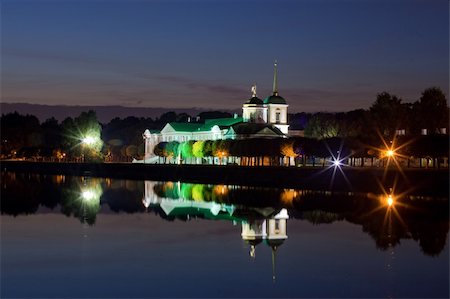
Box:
[2, 0, 448, 112]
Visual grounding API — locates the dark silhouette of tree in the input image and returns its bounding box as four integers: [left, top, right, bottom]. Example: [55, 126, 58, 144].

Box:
[102, 188, 145, 213]
[1, 112, 42, 156]
[41, 117, 62, 149]
[158, 111, 177, 124]
[176, 113, 191, 122]
[304, 113, 340, 139]
[413, 87, 449, 134]
[197, 111, 232, 120]
[338, 109, 368, 138]
[369, 92, 404, 137]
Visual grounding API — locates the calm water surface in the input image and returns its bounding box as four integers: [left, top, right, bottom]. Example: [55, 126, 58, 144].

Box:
[1, 172, 448, 298]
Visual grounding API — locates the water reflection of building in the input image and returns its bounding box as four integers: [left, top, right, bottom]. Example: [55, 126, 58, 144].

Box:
[242, 209, 288, 281]
[241, 209, 288, 258]
[143, 181, 289, 280]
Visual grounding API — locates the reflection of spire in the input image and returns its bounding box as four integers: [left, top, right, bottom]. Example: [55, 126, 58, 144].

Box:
[272, 60, 278, 96]
[272, 245, 277, 282]
[250, 245, 256, 258]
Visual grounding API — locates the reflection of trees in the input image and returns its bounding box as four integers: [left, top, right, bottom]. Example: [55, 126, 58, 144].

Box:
[2, 173, 448, 256]
[1, 172, 63, 216]
[301, 211, 343, 225]
[153, 181, 448, 256]
[102, 188, 145, 213]
[154, 182, 286, 208]
[61, 178, 102, 225]
[289, 193, 449, 256]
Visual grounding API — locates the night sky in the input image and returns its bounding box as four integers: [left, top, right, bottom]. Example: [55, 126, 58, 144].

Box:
[2, 0, 449, 113]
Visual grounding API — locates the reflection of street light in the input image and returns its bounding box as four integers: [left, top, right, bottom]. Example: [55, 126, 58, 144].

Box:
[82, 190, 95, 201]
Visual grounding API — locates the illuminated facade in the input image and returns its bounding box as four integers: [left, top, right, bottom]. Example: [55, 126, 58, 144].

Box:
[242, 62, 289, 134]
[141, 62, 289, 162]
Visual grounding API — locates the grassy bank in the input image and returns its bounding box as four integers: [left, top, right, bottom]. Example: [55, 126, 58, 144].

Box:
[1, 160, 448, 197]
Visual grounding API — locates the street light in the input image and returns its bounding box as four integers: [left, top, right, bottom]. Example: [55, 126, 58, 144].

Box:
[82, 136, 96, 145]
[386, 150, 395, 157]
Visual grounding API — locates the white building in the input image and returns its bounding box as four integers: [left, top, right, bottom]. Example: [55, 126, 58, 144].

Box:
[141, 62, 290, 161]
[242, 62, 289, 134]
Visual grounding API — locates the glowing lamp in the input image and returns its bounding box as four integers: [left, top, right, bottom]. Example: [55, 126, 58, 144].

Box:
[387, 195, 394, 207]
[333, 159, 342, 167]
[82, 190, 95, 201]
[82, 136, 96, 145]
[386, 150, 394, 157]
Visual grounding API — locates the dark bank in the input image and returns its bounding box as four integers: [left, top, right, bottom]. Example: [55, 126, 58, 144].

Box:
[2, 160, 448, 196]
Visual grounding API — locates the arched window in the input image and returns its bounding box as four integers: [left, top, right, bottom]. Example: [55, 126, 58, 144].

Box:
[275, 111, 281, 124]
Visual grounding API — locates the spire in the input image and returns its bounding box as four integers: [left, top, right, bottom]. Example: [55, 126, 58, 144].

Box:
[272, 60, 278, 96]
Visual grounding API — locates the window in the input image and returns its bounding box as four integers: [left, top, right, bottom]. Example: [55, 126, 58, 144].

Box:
[275, 112, 280, 124]
[274, 221, 280, 233]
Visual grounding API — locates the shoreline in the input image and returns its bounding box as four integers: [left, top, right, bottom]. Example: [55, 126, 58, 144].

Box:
[1, 160, 448, 197]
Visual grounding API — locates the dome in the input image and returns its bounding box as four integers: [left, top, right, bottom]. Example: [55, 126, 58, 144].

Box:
[264, 94, 286, 105]
[245, 96, 264, 105]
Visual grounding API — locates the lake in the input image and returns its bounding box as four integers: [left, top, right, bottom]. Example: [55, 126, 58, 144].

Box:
[1, 172, 448, 298]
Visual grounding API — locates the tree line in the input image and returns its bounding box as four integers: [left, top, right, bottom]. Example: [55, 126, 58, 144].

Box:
[301, 87, 449, 140]
[1, 87, 448, 163]
[0, 110, 232, 161]
[152, 135, 449, 168]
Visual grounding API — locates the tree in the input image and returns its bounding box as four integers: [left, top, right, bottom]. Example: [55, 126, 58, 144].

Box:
[158, 112, 177, 124]
[41, 117, 61, 149]
[180, 140, 195, 162]
[414, 87, 449, 134]
[153, 142, 167, 157]
[125, 145, 138, 160]
[369, 92, 404, 138]
[192, 140, 205, 158]
[0, 112, 42, 156]
[280, 139, 297, 166]
[61, 111, 103, 161]
[197, 111, 232, 120]
[165, 141, 180, 160]
[304, 113, 340, 139]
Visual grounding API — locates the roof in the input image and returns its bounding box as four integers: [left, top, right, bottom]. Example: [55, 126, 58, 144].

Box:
[203, 117, 243, 129]
[228, 123, 284, 136]
[244, 96, 264, 105]
[264, 94, 287, 105]
[264, 238, 286, 248]
[165, 122, 204, 132]
[162, 117, 244, 133]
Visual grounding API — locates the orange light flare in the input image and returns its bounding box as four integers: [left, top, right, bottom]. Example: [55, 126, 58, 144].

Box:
[362, 183, 412, 225]
[386, 194, 394, 207]
[280, 189, 299, 207]
[364, 130, 417, 182]
[385, 149, 395, 158]
[213, 184, 229, 196]
[379, 189, 409, 230]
